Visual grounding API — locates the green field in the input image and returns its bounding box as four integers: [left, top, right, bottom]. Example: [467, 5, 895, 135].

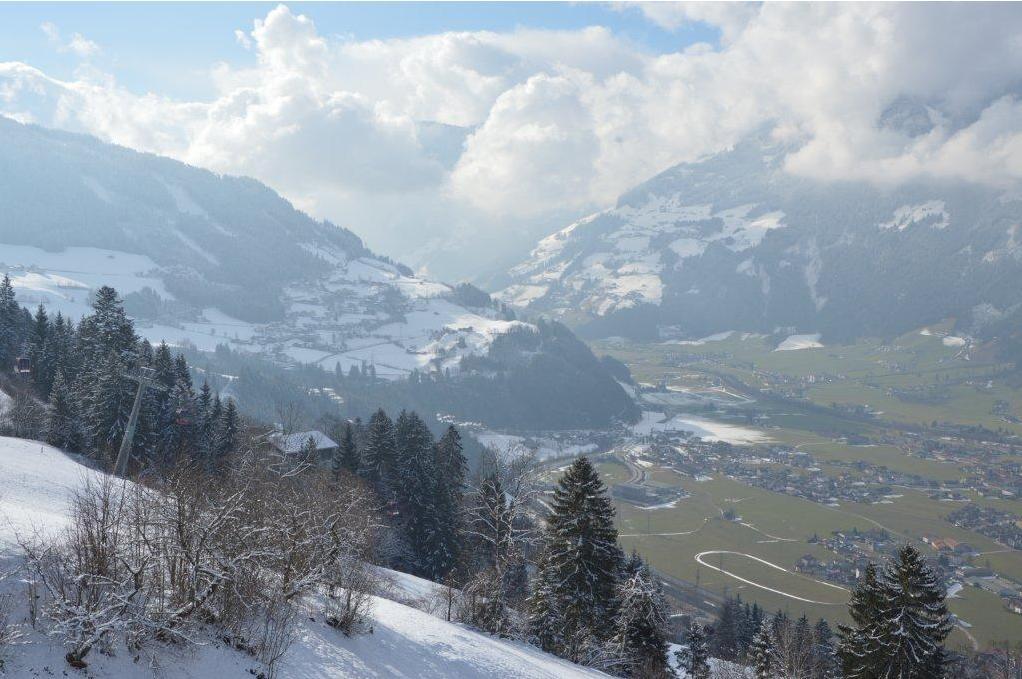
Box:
[594, 326, 1022, 436]
[613, 470, 1022, 649]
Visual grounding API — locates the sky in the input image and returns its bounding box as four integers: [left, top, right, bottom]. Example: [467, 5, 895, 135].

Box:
[2, 2, 1022, 281]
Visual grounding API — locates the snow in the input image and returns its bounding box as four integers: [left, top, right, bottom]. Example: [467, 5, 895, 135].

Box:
[0, 436, 608, 678]
[2, 241, 533, 380]
[666, 331, 734, 346]
[630, 411, 768, 444]
[502, 191, 788, 315]
[879, 201, 949, 231]
[0, 436, 109, 547]
[774, 333, 823, 351]
[942, 335, 966, 347]
[474, 432, 598, 461]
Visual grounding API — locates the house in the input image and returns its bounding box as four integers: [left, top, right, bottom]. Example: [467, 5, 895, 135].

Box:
[794, 554, 820, 573]
[1004, 596, 1022, 615]
[268, 430, 339, 467]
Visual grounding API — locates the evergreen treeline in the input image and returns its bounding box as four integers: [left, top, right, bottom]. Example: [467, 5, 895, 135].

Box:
[325, 408, 468, 582]
[0, 277, 238, 470]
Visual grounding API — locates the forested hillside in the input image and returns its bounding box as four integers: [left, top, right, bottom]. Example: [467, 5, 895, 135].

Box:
[0, 118, 636, 430]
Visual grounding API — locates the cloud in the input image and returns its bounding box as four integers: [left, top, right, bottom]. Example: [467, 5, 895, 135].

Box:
[5, 3, 1022, 278]
[40, 21, 100, 58]
[631, 2, 758, 42]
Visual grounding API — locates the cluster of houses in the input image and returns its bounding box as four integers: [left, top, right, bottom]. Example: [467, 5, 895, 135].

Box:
[947, 505, 1022, 550]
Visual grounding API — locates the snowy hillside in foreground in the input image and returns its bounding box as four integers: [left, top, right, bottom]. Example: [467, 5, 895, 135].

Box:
[0, 437, 607, 678]
[0, 117, 526, 380]
[499, 133, 1022, 343]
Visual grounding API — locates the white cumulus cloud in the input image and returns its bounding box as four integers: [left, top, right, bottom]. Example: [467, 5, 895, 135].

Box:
[3, 3, 1022, 279]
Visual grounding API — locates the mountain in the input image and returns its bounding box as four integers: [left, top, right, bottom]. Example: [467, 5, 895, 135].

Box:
[0, 435, 609, 678]
[0, 117, 636, 428]
[499, 134, 1022, 345]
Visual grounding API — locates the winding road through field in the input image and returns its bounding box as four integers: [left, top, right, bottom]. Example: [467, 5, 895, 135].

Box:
[694, 550, 849, 605]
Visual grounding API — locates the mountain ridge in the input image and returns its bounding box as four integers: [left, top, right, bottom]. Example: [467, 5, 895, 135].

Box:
[499, 134, 1022, 345]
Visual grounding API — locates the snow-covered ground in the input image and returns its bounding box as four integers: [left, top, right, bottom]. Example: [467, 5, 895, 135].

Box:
[499, 193, 788, 316]
[474, 431, 599, 461]
[774, 333, 823, 351]
[1, 243, 531, 380]
[630, 411, 769, 445]
[0, 437, 608, 678]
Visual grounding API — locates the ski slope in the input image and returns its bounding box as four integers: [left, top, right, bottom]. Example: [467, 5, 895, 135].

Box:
[0, 437, 607, 678]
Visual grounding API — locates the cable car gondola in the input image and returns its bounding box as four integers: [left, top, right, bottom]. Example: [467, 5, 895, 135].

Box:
[13, 357, 31, 375]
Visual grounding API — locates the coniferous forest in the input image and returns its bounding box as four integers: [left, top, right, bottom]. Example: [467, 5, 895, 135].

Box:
[0, 275, 991, 677]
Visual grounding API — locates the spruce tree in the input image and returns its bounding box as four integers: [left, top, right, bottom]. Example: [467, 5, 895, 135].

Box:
[751, 618, 775, 679]
[0, 274, 19, 367]
[216, 398, 239, 459]
[813, 618, 838, 679]
[838, 563, 886, 679]
[28, 304, 52, 393]
[359, 408, 396, 491]
[532, 456, 623, 661]
[875, 544, 952, 679]
[45, 372, 81, 451]
[527, 550, 565, 654]
[713, 596, 741, 660]
[432, 425, 467, 578]
[333, 421, 359, 476]
[676, 622, 710, 679]
[612, 561, 670, 677]
[84, 351, 132, 461]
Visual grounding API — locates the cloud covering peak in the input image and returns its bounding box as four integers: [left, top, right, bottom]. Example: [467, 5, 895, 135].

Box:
[3, 3, 1021, 278]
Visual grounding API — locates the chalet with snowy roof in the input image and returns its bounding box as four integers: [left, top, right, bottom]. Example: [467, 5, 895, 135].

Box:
[268, 429, 338, 467]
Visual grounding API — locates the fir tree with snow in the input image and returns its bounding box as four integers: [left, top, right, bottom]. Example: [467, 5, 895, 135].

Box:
[676, 622, 710, 679]
[750, 618, 775, 679]
[876, 544, 952, 679]
[611, 560, 670, 677]
[359, 408, 396, 491]
[531, 456, 623, 663]
[45, 372, 81, 451]
[333, 421, 359, 477]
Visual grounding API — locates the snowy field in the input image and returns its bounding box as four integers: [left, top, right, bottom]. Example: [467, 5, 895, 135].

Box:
[1, 243, 531, 380]
[0, 437, 608, 678]
[501, 193, 788, 316]
[774, 333, 823, 351]
[631, 411, 769, 445]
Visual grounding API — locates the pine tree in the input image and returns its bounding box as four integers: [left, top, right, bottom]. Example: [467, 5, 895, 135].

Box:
[527, 550, 565, 654]
[751, 618, 775, 679]
[612, 561, 670, 677]
[676, 622, 710, 679]
[532, 456, 623, 662]
[84, 352, 132, 461]
[0, 274, 19, 367]
[394, 411, 443, 577]
[333, 421, 359, 476]
[813, 618, 838, 679]
[713, 596, 741, 660]
[838, 563, 886, 679]
[28, 304, 52, 393]
[216, 398, 239, 460]
[45, 372, 81, 451]
[77, 286, 136, 364]
[875, 544, 952, 679]
[359, 408, 396, 491]
[431, 425, 467, 578]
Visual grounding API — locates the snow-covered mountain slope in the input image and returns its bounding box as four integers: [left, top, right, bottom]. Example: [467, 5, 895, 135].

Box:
[0, 436, 607, 678]
[0, 117, 527, 380]
[500, 134, 1022, 343]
